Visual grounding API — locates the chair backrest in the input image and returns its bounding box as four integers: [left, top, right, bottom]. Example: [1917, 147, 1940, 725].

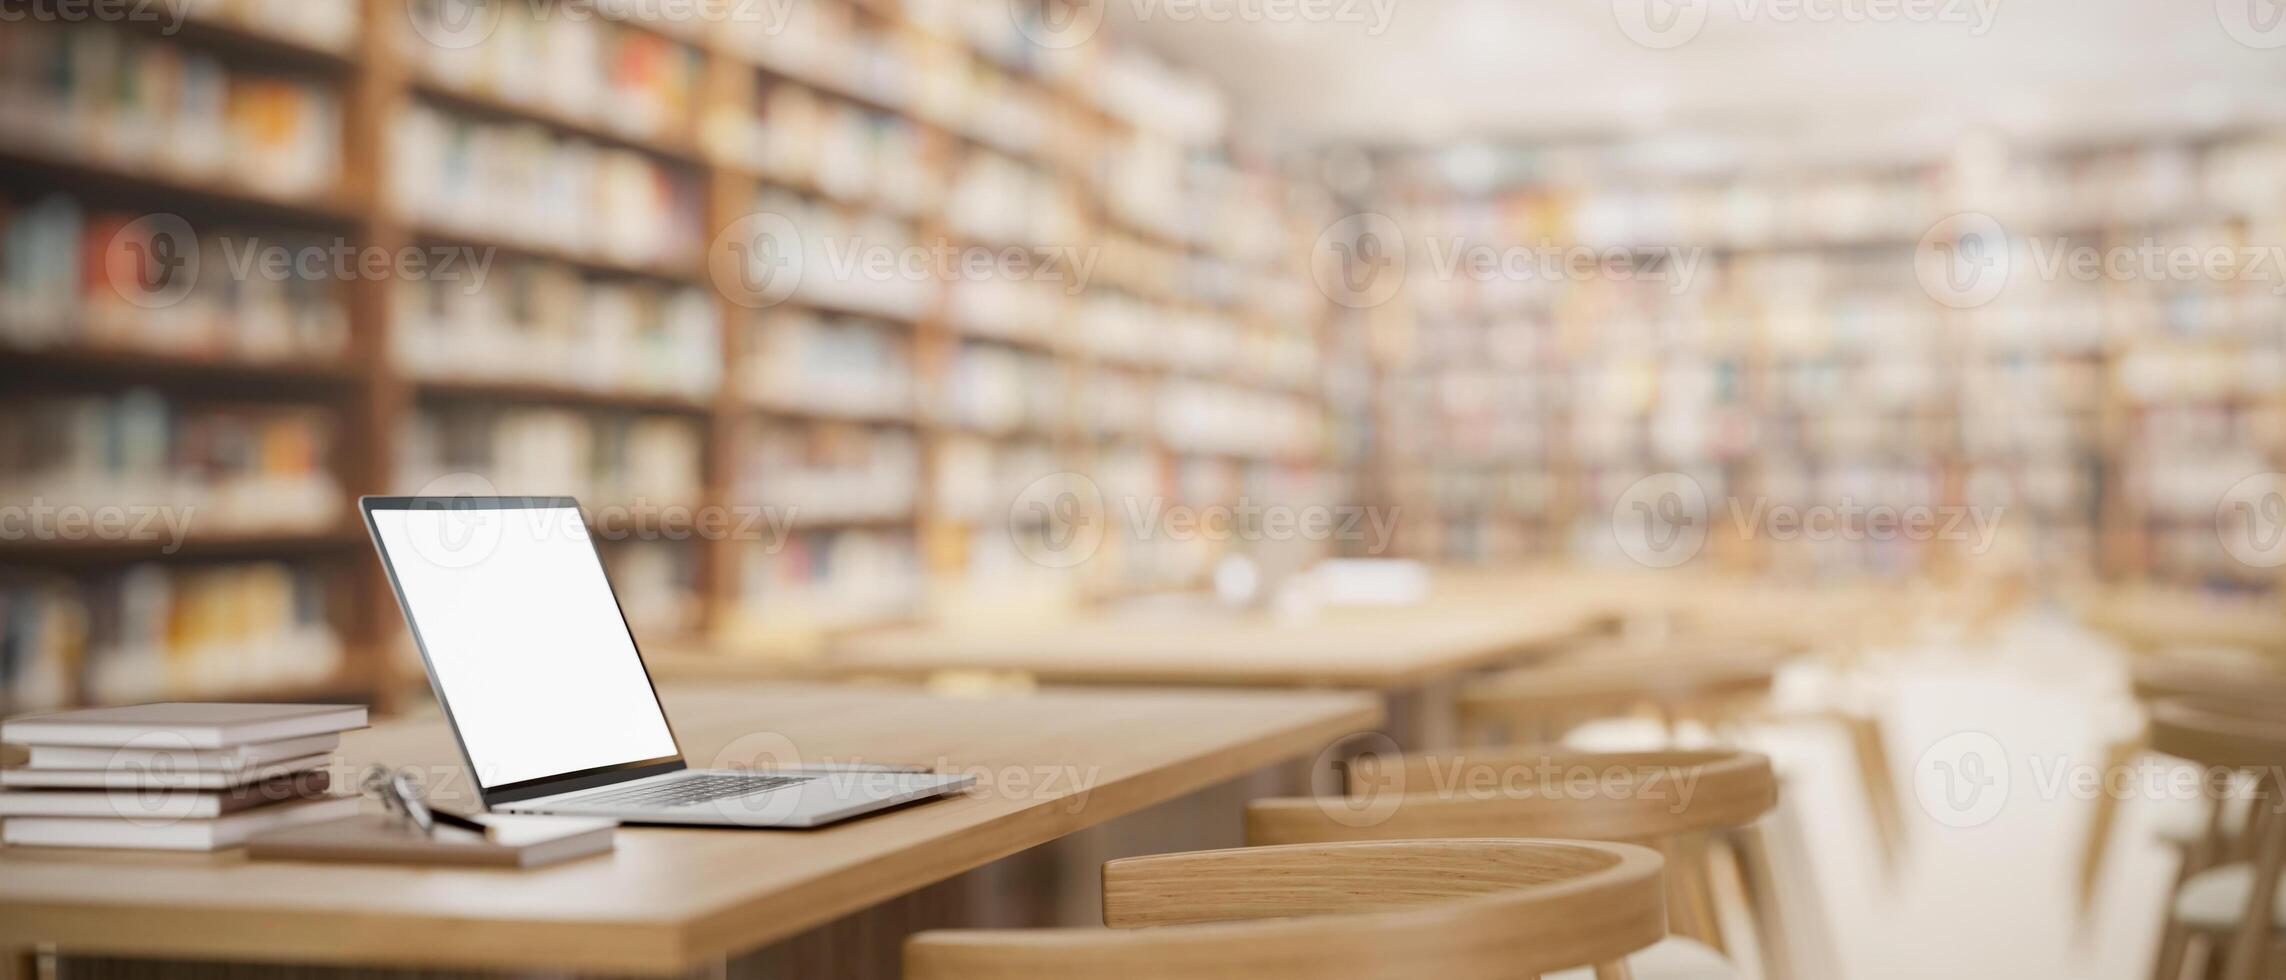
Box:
[903, 839, 1666, 980]
[1459, 645, 1785, 722]
[1247, 748, 1777, 847]
[2148, 697, 2286, 771]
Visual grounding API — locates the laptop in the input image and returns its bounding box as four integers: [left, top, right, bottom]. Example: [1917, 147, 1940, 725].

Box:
[360, 495, 973, 827]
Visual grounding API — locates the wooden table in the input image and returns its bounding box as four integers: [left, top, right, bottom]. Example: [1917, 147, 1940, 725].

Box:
[815, 597, 1590, 750]
[0, 682, 1379, 978]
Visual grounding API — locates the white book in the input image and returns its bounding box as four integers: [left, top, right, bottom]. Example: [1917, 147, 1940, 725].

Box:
[0, 754, 332, 789]
[1, 703, 367, 749]
[26, 733, 342, 771]
[3, 795, 360, 850]
[0, 771, 333, 819]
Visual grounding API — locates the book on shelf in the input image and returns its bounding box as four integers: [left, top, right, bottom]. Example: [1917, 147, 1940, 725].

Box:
[2, 794, 357, 850]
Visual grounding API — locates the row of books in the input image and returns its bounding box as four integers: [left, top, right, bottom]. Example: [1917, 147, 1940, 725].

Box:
[732, 422, 920, 524]
[753, 190, 935, 321]
[0, 702, 363, 850]
[742, 311, 914, 420]
[1, 195, 349, 363]
[398, 405, 705, 505]
[738, 83, 937, 216]
[390, 103, 707, 271]
[0, 18, 341, 200]
[938, 343, 1064, 435]
[402, 0, 707, 143]
[0, 392, 344, 537]
[0, 563, 344, 715]
[729, 528, 923, 636]
[394, 265, 722, 398]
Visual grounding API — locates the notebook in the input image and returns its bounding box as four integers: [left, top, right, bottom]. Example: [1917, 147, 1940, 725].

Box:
[1, 703, 367, 748]
[1, 795, 359, 850]
[1, 753, 332, 789]
[25, 733, 341, 770]
[248, 812, 616, 868]
[0, 770, 332, 819]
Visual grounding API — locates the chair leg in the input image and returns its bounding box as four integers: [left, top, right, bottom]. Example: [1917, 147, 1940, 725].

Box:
[1732, 820, 1797, 980]
[2219, 779, 2285, 980]
[1841, 712, 1908, 878]
[1660, 835, 1725, 952]
[2078, 738, 2144, 923]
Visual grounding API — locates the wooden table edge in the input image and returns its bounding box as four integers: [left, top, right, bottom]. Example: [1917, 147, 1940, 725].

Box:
[0, 692, 1384, 976]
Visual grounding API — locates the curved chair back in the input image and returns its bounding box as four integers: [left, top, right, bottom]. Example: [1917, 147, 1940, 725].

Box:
[904, 839, 1665, 980]
[2146, 697, 2286, 980]
[1247, 748, 1777, 847]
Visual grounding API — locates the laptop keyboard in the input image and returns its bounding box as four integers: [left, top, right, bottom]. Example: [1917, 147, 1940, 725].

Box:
[569, 772, 811, 809]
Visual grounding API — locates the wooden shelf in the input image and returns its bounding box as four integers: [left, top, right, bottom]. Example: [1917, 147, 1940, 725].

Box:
[411, 224, 708, 285]
[0, 524, 367, 565]
[163, 15, 360, 72]
[0, 146, 357, 226]
[412, 377, 717, 415]
[408, 75, 706, 165]
[751, 402, 921, 427]
[0, 343, 358, 393]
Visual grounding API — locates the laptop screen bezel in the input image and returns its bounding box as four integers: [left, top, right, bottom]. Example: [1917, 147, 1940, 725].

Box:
[360, 495, 687, 806]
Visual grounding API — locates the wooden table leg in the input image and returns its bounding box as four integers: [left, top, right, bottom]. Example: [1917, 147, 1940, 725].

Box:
[2, 948, 44, 980]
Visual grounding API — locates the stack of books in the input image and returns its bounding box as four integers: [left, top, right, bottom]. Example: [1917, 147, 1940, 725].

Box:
[0, 703, 366, 850]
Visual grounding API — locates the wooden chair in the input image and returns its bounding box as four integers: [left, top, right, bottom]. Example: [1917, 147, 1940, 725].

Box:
[1247, 748, 1782, 980]
[2075, 652, 2286, 922]
[2146, 697, 2286, 980]
[903, 838, 1668, 980]
[1461, 636, 1907, 883]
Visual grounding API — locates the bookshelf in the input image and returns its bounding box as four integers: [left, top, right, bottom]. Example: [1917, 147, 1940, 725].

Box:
[1367, 133, 2286, 595]
[0, 0, 1347, 713]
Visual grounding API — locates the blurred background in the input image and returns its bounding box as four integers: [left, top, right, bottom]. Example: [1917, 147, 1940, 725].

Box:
[5, 0, 2286, 976]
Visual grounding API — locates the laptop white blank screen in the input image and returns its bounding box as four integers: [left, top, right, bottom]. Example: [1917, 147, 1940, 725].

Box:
[370, 505, 679, 788]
